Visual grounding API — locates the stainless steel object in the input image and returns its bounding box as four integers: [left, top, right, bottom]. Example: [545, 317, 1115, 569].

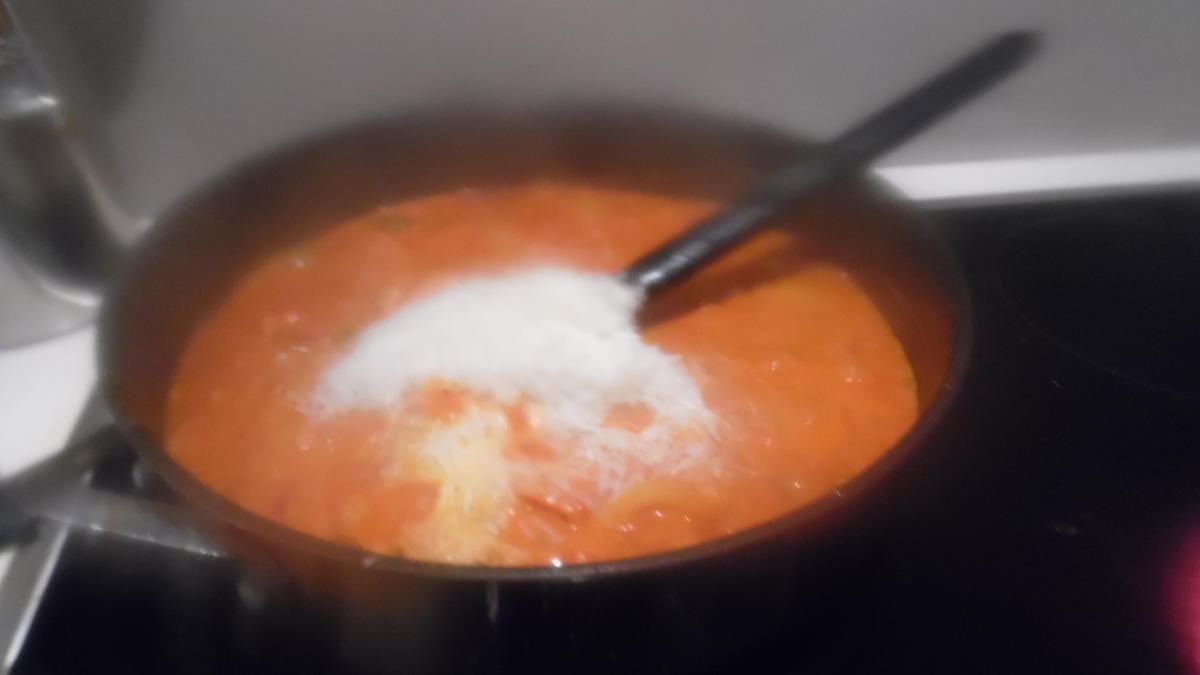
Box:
[0, 28, 121, 348]
[10, 479, 225, 558]
[0, 396, 228, 675]
[0, 424, 224, 557]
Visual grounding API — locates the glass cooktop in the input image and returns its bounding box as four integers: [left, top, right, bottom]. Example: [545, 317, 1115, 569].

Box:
[7, 190, 1200, 674]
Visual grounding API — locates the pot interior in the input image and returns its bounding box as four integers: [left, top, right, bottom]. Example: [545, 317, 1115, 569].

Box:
[102, 105, 965, 570]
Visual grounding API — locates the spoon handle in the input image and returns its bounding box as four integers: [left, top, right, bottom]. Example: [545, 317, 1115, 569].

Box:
[621, 30, 1039, 294]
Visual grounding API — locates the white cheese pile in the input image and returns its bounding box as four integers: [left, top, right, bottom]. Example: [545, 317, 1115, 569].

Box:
[312, 267, 718, 561]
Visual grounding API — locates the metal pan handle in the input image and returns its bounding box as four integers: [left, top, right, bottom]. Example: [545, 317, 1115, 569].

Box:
[0, 425, 226, 557]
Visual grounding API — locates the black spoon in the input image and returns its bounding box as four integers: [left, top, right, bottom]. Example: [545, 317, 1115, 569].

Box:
[621, 30, 1040, 294]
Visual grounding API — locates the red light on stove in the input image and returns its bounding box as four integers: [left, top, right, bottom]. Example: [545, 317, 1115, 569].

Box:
[1164, 525, 1200, 673]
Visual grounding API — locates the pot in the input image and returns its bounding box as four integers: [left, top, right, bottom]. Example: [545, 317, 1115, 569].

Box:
[7, 106, 972, 673]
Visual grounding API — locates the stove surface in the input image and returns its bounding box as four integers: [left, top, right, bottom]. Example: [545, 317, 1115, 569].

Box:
[8, 191, 1200, 674]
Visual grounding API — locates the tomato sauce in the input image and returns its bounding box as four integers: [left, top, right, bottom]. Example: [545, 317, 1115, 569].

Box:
[166, 182, 917, 565]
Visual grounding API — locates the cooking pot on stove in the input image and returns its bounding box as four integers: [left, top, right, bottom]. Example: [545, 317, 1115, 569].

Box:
[1, 106, 970, 673]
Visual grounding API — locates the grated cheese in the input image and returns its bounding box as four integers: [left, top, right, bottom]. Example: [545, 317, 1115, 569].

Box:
[312, 267, 718, 559]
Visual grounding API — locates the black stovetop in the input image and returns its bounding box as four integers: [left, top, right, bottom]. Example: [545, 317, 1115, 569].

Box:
[12, 190, 1200, 674]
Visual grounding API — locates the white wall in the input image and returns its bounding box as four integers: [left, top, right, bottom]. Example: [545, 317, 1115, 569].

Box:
[8, 0, 1200, 231]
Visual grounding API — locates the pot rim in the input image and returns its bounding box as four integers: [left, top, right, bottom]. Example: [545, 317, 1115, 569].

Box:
[99, 102, 974, 582]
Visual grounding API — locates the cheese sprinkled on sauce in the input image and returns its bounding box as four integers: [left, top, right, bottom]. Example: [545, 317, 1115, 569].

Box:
[312, 267, 717, 559]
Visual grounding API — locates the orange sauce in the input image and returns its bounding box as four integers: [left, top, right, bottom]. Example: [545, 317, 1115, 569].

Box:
[165, 182, 917, 565]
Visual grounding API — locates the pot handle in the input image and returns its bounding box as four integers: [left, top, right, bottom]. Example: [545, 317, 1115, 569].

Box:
[0, 426, 112, 546]
[0, 492, 36, 547]
[0, 426, 226, 557]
